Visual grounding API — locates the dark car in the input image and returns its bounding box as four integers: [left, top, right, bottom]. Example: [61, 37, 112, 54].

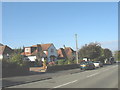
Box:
[80, 61, 95, 70]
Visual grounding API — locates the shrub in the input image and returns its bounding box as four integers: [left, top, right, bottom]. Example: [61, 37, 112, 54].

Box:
[64, 60, 68, 65]
[43, 60, 47, 65]
[67, 60, 74, 64]
[55, 60, 58, 65]
[48, 61, 55, 66]
[2, 53, 29, 77]
[73, 60, 77, 64]
[8, 53, 29, 67]
[58, 59, 65, 65]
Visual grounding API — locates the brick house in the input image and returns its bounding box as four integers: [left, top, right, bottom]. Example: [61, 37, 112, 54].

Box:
[57, 46, 76, 61]
[57, 48, 67, 60]
[0, 44, 14, 60]
[64, 47, 76, 60]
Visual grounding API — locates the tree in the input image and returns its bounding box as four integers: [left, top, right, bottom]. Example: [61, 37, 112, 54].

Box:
[13, 48, 23, 54]
[9, 53, 28, 67]
[118, 51, 120, 61]
[103, 48, 112, 59]
[114, 50, 120, 61]
[78, 42, 102, 60]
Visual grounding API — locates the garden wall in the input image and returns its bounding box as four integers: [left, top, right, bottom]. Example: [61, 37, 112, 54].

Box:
[46, 64, 79, 72]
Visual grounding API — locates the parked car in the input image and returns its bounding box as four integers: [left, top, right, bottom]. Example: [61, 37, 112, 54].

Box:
[80, 61, 95, 70]
[92, 61, 103, 68]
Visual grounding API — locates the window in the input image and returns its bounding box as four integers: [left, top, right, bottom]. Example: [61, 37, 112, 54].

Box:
[25, 48, 30, 52]
[51, 49, 54, 53]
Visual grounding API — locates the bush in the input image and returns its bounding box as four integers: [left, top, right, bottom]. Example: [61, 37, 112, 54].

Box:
[8, 53, 26, 67]
[68, 60, 74, 64]
[2, 62, 29, 77]
[43, 60, 47, 65]
[55, 60, 58, 64]
[73, 60, 77, 64]
[97, 56, 105, 63]
[58, 59, 65, 65]
[64, 60, 68, 65]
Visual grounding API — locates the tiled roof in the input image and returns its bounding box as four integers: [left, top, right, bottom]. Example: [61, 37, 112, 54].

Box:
[32, 44, 41, 47]
[41, 43, 53, 51]
[57, 48, 68, 59]
[0, 45, 13, 55]
[0, 43, 4, 46]
[57, 48, 64, 57]
[0, 46, 5, 54]
[21, 45, 47, 57]
[64, 47, 75, 52]
[64, 47, 75, 60]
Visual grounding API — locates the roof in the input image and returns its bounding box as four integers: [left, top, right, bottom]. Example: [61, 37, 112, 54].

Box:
[0, 46, 5, 54]
[21, 45, 47, 57]
[41, 43, 53, 51]
[57, 48, 67, 59]
[32, 44, 41, 47]
[64, 47, 75, 53]
[57, 48, 64, 57]
[0, 43, 4, 46]
[0, 45, 13, 55]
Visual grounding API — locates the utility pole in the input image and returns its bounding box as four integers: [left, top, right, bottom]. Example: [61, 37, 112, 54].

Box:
[75, 34, 79, 64]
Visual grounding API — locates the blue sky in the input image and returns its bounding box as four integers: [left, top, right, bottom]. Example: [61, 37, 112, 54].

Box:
[2, 2, 118, 51]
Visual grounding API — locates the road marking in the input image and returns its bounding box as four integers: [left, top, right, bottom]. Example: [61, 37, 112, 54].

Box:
[53, 80, 78, 88]
[86, 72, 99, 78]
[101, 65, 118, 72]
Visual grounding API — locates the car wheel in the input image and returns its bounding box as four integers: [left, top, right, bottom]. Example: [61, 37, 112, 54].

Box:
[81, 68, 85, 71]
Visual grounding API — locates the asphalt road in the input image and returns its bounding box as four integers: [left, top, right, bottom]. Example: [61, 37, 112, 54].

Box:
[8, 64, 118, 89]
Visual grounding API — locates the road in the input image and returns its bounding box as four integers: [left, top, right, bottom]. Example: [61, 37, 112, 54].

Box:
[7, 64, 118, 89]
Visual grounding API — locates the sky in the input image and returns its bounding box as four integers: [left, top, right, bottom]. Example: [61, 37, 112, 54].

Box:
[2, 2, 118, 51]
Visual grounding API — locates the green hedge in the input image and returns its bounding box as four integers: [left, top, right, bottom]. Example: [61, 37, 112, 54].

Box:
[46, 64, 79, 72]
[58, 59, 65, 65]
[2, 61, 29, 77]
[2, 53, 30, 77]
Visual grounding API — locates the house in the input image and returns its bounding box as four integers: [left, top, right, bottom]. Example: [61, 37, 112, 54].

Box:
[21, 44, 46, 62]
[0, 44, 14, 60]
[22, 43, 58, 63]
[40, 43, 58, 62]
[64, 46, 76, 60]
[0, 43, 4, 46]
[57, 46, 76, 61]
[57, 48, 67, 60]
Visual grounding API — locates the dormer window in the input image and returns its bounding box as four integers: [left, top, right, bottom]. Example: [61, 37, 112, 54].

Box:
[25, 48, 30, 52]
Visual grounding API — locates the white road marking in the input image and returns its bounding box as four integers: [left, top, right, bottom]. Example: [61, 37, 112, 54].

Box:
[101, 65, 118, 72]
[86, 65, 118, 78]
[86, 72, 99, 78]
[53, 80, 78, 88]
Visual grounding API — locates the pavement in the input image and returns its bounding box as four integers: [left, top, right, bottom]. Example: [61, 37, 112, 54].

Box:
[3, 63, 119, 89]
[2, 67, 81, 88]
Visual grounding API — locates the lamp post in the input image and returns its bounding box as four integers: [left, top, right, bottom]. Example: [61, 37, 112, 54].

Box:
[75, 34, 79, 64]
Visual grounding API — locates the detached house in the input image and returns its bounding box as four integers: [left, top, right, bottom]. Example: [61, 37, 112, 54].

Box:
[57, 48, 67, 60]
[40, 43, 58, 62]
[21, 44, 46, 62]
[21, 43, 58, 63]
[57, 46, 76, 61]
[64, 47, 76, 60]
[0, 44, 14, 60]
